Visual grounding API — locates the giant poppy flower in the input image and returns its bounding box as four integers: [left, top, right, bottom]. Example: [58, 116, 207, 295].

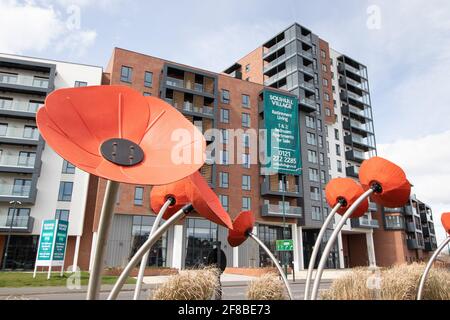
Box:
[359, 157, 411, 208]
[325, 178, 369, 218]
[150, 171, 233, 229]
[442, 212, 450, 234]
[36, 85, 205, 185]
[228, 211, 255, 247]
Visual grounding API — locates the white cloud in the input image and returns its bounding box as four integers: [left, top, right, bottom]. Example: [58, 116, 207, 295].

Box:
[378, 130, 450, 243]
[0, 0, 96, 57]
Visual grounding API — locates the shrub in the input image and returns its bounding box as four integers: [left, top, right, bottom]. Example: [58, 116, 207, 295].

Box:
[321, 263, 450, 300]
[150, 267, 220, 300]
[246, 273, 287, 300]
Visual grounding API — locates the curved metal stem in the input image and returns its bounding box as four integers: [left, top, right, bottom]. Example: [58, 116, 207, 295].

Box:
[248, 232, 294, 300]
[107, 205, 191, 300]
[86, 180, 119, 300]
[310, 189, 373, 300]
[304, 203, 341, 300]
[417, 236, 450, 300]
[133, 199, 171, 300]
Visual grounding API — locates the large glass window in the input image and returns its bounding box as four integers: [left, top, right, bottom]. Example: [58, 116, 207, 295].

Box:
[1, 235, 39, 270]
[23, 126, 37, 139]
[13, 179, 31, 197]
[185, 218, 217, 268]
[130, 215, 167, 267]
[58, 181, 73, 201]
[258, 224, 292, 268]
[6, 208, 30, 227]
[18, 151, 35, 167]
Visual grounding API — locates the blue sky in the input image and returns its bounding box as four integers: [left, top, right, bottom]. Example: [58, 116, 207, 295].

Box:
[1, 0, 450, 244]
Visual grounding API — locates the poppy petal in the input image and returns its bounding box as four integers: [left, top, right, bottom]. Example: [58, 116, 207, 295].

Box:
[228, 211, 255, 247]
[359, 157, 411, 208]
[325, 178, 369, 218]
[442, 212, 450, 234]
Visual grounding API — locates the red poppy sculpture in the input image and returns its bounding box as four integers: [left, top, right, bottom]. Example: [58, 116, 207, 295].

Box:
[417, 212, 450, 300]
[305, 178, 368, 300]
[226, 211, 293, 300]
[108, 171, 233, 300]
[36, 85, 206, 300]
[310, 157, 412, 300]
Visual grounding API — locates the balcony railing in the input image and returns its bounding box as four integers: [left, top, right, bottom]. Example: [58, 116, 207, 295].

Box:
[0, 155, 35, 168]
[261, 177, 300, 197]
[407, 239, 419, 250]
[299, 97, 316, 109]
[299, 65, 314, 75]
[299, 81, 315, 91]
[0, 215, 34, 233]
[0, 127, 39, 141]
[0, 100, 42, 113]
[263, 69, 287, 85]
[351, 217, 379, 229]
[406, 222, 416, 233]
[0, 73, 49, 88]
[261, 203, 302, 218]
[0, 184, 32, 198]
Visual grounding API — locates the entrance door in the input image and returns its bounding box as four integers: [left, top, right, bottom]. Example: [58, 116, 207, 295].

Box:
[1, 235, 39, 270]
[184, 218, 217, 268]
[258, 224, 293, 268]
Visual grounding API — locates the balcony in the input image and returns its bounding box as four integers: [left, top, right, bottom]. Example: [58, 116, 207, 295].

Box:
[406, 239, 419, 250]
[165, 77, 214, 97]
[404, 206, 413, 216]
[385, 219, 405, 230]
[0, 100, 41, 118]
[261, 203, 302, 218]
[345, 149, 366, 163]
[339, 76, 365, 91]
[384, 207, 404, 213]
[0, 154, 36, 173]
[263, 35, 295, 58]
[0, 215, 34, 233]
[343, 118, 373, 136]
[299, 97, 316, 113]
[351, 217, 379, 229]
[424, 240, 437, 252]
[346, 166, 359, 178]
[0, 72, 50, 95]
[299, 81, 315, 92]
[344, 134, 375, 151]
[0, 127, 40, 145]
[406, 222, 416, 233]
[341, 104, 371, 121]
[299, 65, 314, 76]
[261, 177, 302, 198]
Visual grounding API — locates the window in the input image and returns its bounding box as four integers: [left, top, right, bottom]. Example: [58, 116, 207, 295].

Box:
[307, 150, 318, 163]
[74, 81, 87, 87]
[242, 197, 251, 211]
[58, 181, 73, 201]
[219, 172, 229, 188]
[143, 92, 151, 96]
[220, 150, 229, 165]
[320, 50, 326, 59]
[242, 94, 250, 108]
[307, 132, 316, 146]
[13, 179, 31, 196]
[0, 123, 8, 136]
[221, 129, 229, 145]
[134, 187, 144, 205]
[242, 153, 250, 168]
[6, 208, 30, 227]
[62, 160, 75, 174]
[324, 93, 330, 102]
[242, 113, 250, 127]
[325, 107, 331, 116]
[220, 108, 230, 123]
[317, 119, 322, 131]
[336, 144, 341, 156]
[306, 116, 315, 129]
[334, 129, 340, 140]
[319, 153, 325, 166]
[312, 206, 322, 221]
[320, 170, 326, 184]
[23, 126, 37, 139]
[221, 89, 230, 104]
[33, 76, 49, 88]
[219, 195, 229, 212]
[318, 135, 323, 148]
[309, 168, 319, 182]
[245, 64, 250, 72]
[322, 64, 327, 72]
[18, 151, 35, 167]
[337, 160, 342, 173]
[144, 71, 153, 87]
[55, 209, 70, 221]
[310, 187, 320, 201]
[242, 175, 251, 190]
[120, 66, 133, 83]
[323, 78, 328, 87]
[242, 133, 250, 148]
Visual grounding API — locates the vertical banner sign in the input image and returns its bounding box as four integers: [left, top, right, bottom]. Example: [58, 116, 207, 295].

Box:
[263, 90, 301, 175]
[34, 219, 69, 278]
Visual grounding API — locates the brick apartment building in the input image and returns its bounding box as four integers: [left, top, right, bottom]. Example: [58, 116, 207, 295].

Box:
[0, 22, 438, 272]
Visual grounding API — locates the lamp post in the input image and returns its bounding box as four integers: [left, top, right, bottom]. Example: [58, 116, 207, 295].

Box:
[2, 200, 22, 270]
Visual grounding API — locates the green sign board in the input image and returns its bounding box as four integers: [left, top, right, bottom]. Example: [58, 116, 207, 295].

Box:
[262, 90, 301, 175]
[276, 239, 294, 252]
[35, 219, 69, 267]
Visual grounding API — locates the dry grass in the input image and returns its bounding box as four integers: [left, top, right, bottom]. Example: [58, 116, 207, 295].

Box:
[321, 263, 450, 300]
[246, 273, 287, 300]
[150, 267, 220, 300]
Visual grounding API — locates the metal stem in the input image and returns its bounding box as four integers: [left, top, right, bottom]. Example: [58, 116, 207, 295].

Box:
[86, 180, 119, 300]
[310, 188, 373, 300]
[248, 232, 294, 300]
[417, 236, 450, 300]
[304, 203, 341, 300]
[107, 205, 192, 300]
[132, 199, 172, 300]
